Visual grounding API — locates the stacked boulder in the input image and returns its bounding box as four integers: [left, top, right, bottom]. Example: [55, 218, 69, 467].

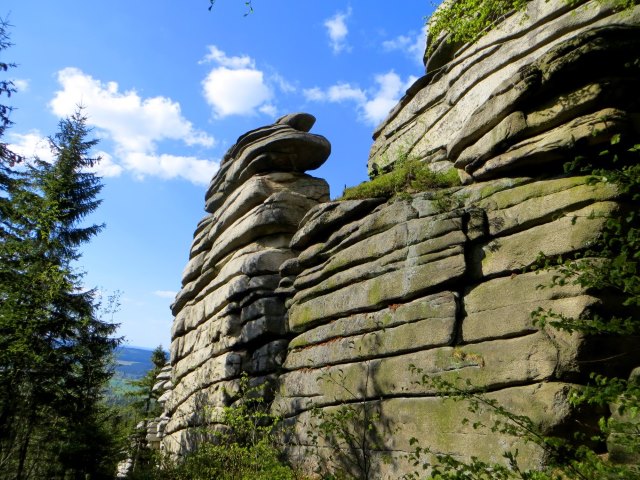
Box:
[161, 113, 330, 455]
[275, 176, 633, 477]
[145, 364, 172, 450]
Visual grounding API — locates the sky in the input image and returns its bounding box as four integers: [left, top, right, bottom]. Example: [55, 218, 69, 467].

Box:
[2, 0, 433, 350]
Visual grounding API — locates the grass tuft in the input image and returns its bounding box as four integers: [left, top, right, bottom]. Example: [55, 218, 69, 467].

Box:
[340, 157, 461, 200]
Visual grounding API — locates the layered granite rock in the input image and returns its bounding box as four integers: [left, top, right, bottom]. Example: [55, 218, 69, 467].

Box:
[274, 178, 637, 477]
[369, 0, 640, 179]
[273, 1, 640, 477]
[161, 0, 640, 477]
[161, 113, 330, 455]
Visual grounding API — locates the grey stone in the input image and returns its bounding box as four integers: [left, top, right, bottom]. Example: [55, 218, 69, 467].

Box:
[248, 340, 289, 374]
[293, 213, 464, 292]
[282, 383, 574, 477]
[289, 291, 458, 350]
[206, 127, 331, 213]
[468, 108, 631, 179]
[288, 252, 466, 332]
[470, 201, 618, 278]
[291, 198, 385, 250]
[477, 176, 619, 236]
[275, 112, 316, 132]
[369, 2, 640, 178]
[462, 269, 601, 342]
[275, 332, 558, 414]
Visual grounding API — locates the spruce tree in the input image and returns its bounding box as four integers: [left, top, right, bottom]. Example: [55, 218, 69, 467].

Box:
[0, 108, 120, 479]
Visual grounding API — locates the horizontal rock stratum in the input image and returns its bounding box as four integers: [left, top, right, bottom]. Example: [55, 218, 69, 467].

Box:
[155, 1, 640, 477]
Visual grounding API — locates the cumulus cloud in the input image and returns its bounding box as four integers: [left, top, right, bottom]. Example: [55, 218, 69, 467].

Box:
[324, 8, 352, 54]
[271, 72, 296, 94]
[93, 151, 124, 177]
[202, 67, 273, 117]
[362, 71, 417, 125]
[8, 130, 54, 162]
[153, 290, 177, 299]
[49, 67, 218, 185]
[304, 71, 417, 126]
[9, 130, 124, 178]
[382, 26, 427, 66]
[200, 46, 275, 118]
[124, 152, 218, 184]
[200, 45, 254, 69]
[51, 68, 214, 151]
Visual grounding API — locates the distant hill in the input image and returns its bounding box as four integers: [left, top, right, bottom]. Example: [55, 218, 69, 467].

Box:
[108, 345, 169, 399]
[113, 345, 155, 379]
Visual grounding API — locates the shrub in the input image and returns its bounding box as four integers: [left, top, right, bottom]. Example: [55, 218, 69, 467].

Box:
[136, 374, 296, 480]
[427, 0, 639, 57]
[340, 157, 460, 200]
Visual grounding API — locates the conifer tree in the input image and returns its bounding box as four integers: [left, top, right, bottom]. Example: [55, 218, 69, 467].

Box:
[0, 108, 120, 479]
[126, 345, 168, 474]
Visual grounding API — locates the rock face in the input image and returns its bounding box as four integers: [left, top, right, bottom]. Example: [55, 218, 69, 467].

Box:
[369, 0, 640, 179]
[160, 1, 640, 477]
[162, 113, 330, 455]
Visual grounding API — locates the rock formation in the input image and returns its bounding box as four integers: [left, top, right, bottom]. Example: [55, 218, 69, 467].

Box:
[162, 113, 330, 454]
[159, 0, 640, 477]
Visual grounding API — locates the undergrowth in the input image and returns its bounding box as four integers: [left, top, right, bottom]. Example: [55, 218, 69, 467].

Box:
[130, 374, 296, 480]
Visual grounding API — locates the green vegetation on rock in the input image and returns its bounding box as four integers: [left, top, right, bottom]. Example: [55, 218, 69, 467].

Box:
[134, 373, 296, 480]
[428, 0, 530, 53]
[340, 156, 460, 201]
[427, 0, 639, 56]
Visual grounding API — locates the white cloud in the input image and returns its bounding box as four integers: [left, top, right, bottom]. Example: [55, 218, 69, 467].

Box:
[200, 45, 254, 69]
[49, 67, 218, 184]
[382, 26, 427, 66]
[202, 67, 273, 117]
[124, 152, 217, 185]
[11, 79, 30, 92]
[362, 72, 417, 126]
[199, 46, 295, 119]
[153, 290, 178, 299]
[303, 83, 366, 103]
[304, 71, 416, 127]
[324, 8, 352, 54]
[328, 83, 367, 103]
[8, 130, 54, 162]
[382, 35, 412, 51]
[200, 45, 279, 118]
[51, 68, 214, 151]
[303, 87, 325, 102]
[259, 104, 278, 117]
[271, 72, 296, 94]
[93, 151, 124, 177]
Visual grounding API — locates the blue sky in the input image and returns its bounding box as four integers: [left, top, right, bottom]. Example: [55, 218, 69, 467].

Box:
[3, 1, 432, 349]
